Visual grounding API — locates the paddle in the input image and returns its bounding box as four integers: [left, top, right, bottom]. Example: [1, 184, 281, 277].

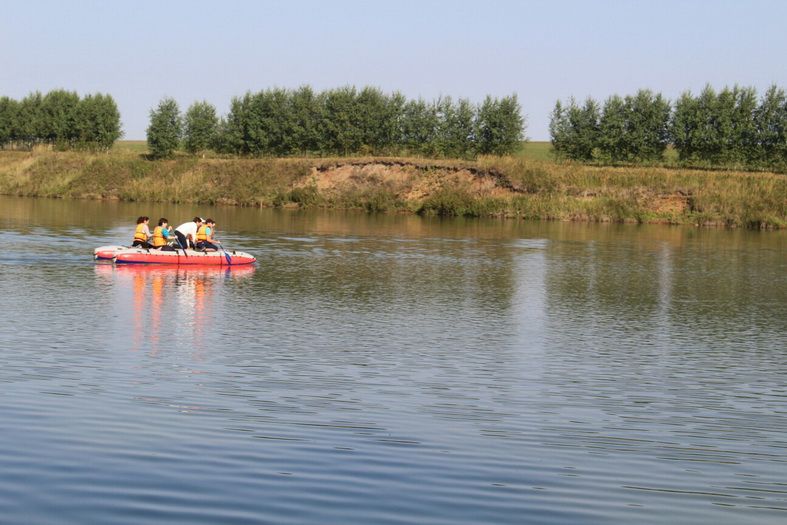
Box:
[217, 241, 232, 266]
[175, 233, 188, 258]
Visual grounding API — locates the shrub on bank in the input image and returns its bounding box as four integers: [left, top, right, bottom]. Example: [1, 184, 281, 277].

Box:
[418, 189, 507, 217]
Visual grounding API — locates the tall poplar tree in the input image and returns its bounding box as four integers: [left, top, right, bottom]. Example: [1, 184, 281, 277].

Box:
[146, 97, 182, 158]
[183, 101, 218, 155]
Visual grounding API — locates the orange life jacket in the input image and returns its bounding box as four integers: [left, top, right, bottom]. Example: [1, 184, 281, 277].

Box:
[133, 223, 148, 242]
[196, 225, 210, 242]
[152, 226, 167, 248]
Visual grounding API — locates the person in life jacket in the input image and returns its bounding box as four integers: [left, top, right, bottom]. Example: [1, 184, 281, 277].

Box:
[174, 217, 203, 250]
[151, 218, 176, 251]
[195, 218, 219, 251]
[132, 216, 152, 248]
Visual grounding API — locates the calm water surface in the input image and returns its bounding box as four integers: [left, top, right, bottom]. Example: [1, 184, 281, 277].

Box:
[0, 196, 785, 524]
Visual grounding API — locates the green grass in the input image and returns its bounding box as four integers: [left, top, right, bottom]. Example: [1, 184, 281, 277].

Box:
[110, 139, 678, 167]
[112, 140, 149, 155]
[663, 145, 679, 164]
[516, 141, 716, 167]
[0, 149, 784, 229]
[517, 141, 554, 161]
[114, 139, 558, 162]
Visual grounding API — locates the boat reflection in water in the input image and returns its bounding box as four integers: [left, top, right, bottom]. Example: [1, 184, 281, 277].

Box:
[94, 263, 255, 356]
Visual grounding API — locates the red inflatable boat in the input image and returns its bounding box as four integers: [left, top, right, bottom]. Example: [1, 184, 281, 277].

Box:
[94, 245, 256, 265]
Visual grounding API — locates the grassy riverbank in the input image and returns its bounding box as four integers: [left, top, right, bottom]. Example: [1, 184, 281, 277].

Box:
[0, 146, 784, 228]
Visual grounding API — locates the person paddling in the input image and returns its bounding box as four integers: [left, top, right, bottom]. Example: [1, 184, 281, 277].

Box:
[132, 216, 152, 249]
[195, 218, 219, 251]
[151, 218, 176, 251]
[174, 217, 203, 250]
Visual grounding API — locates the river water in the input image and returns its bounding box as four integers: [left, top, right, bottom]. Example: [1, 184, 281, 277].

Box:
[0, 196, 785, 524]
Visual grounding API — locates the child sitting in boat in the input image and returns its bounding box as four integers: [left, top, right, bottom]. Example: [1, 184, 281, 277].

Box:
[196, 219, 219, 251]
[151, 218, 177, 251]
[132, 216, 152, 248]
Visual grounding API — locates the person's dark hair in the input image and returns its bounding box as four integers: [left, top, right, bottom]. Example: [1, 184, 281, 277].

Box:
[136, 216, 149, 224]
[158, 218, 168, 226]
[193, 217, 202, 223]
[205, 218, 215, 225]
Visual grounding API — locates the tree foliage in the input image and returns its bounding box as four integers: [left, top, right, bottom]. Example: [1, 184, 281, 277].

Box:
[146, 97, 182, 159]
[400, 98, 440, 156]
[0, 97, 18, 146]
[211, 86, 523, 158]
[41, 89, 80, 148]
[183, 101, 218, 155]
[475, 94, 524, 155]
[0, 90, 121, 150]
[77, 94, 123, 150]
[438, 97, 476, 158]
[550, 98, 600, 161]
[624, 90, 671, 161]
[552, 85, 787, 170]
[672, 85, 765, 166]
[754, 85, 787, 165]
[596, 90, 671, 162]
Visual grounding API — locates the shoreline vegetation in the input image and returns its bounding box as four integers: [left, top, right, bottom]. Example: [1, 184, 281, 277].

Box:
[147, 87, 523, 158]
[1, 143, 784, 229]
[550, 86, 787, 173]
[2, 86, 784, 230]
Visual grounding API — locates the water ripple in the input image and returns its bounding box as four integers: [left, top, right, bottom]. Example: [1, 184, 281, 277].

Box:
[0, 200, 785, 524]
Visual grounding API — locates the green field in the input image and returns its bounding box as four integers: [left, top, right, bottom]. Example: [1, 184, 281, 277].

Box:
[112, 140, 148, 154]
[517, 141, 683, 164]
[112, 139, 677, 165]
[516, 141, 554, 161]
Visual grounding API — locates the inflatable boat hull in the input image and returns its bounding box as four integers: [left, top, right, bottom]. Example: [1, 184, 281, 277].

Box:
[94, 245, 127, 260]
[114, 247, 256, 265]
[94, 244, 256, 265]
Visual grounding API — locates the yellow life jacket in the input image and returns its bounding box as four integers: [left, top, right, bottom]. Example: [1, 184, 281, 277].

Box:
[196, 225, 209, 242]
[133, 223, 148, 242]
[152, 226, 167, 248]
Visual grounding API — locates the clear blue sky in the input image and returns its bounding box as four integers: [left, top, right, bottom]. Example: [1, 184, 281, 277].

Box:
[2, 0, 785, 140]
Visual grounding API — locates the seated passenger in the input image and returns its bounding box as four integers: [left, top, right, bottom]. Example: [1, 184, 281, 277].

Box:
[195, 218, 219, 251]
[151, 218, 176, 251]
[132, 216, 152, 249]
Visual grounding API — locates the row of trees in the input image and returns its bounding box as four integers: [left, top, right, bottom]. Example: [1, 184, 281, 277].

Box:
[147, 86, 524, 158]
[550, 85, 787, 168]
[0, 90, 122, 150]
[672, 85, 786, 165]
